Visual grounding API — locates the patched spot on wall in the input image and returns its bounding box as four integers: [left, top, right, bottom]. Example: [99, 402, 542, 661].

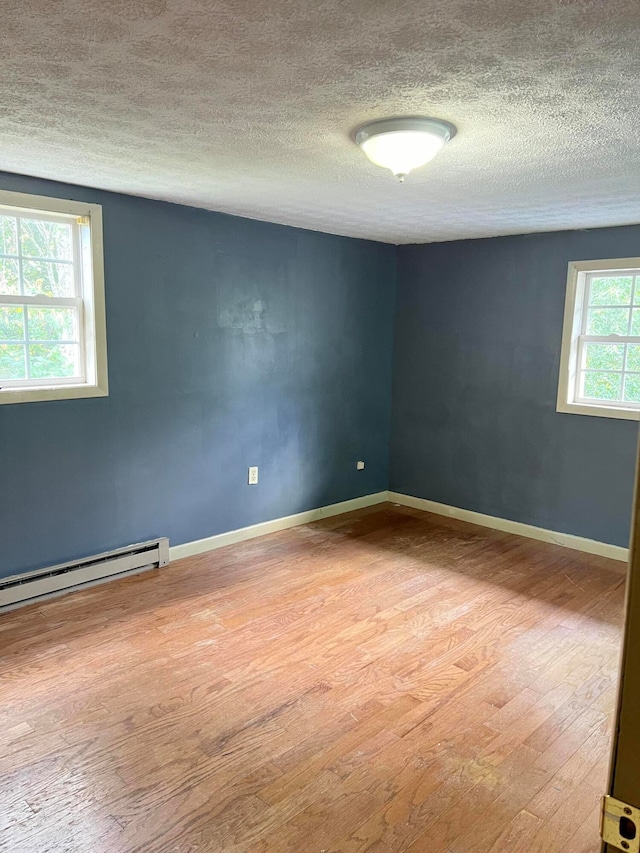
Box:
[216, 254, 289, 335]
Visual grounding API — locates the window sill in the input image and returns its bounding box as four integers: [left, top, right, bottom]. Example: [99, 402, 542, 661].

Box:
[557, 400, 640, 421]
[0, 383, 109, 405]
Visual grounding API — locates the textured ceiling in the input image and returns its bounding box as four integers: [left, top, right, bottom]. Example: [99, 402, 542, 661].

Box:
[1, 0, 640, 243]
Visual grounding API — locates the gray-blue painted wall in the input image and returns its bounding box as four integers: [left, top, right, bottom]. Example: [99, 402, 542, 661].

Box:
[2, 170, 638, 578]
[391, 228, 640, 548]
[0, 173, 396, 579]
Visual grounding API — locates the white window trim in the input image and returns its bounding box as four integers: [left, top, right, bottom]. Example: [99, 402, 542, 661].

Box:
[0, 189, 108, 405]
[557, 257, 640, 421]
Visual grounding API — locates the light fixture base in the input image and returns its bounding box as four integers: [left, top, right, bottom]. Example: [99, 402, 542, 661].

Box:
[354, 116, 456, 147]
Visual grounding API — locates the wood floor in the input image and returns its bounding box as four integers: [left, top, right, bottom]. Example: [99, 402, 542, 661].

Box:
[0, 504, 625, 853]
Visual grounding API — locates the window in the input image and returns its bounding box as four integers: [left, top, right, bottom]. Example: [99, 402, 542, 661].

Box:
[557, 258, 640, 420]
[0, 190, 107, 404]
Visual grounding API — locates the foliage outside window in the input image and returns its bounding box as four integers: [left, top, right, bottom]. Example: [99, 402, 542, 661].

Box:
[557, 259, 640, 420]
[0, 190, 107, 405]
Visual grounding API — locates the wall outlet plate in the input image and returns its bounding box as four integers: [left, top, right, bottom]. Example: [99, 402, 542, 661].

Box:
[248, 466, 259, 485]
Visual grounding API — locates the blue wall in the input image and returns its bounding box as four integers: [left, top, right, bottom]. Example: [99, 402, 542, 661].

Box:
[0, 173, 396, 578]
[2, 170, 637, 577]
[391, 228, 640, 548]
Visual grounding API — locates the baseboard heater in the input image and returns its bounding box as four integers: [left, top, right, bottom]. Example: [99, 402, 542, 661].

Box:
[0, 538, 170, 613]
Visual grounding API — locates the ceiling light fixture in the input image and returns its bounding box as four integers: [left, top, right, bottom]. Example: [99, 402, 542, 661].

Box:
[354, 117, 456, 182]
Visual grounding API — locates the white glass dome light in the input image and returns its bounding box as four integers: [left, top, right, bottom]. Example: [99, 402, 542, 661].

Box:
[355, 117, 456, 182]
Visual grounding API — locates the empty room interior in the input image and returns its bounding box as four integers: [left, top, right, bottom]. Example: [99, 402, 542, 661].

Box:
[2, 1, 640, 851]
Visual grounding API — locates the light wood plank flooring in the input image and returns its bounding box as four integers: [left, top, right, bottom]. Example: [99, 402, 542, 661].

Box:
[0, 504, 625, 852]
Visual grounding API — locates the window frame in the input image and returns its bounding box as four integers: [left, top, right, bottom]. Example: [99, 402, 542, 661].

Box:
[0, 190, 108, 405]
[557, 257, 640, 421]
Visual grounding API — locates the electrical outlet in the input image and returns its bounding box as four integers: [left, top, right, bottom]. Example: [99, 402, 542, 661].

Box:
[356, 460, 365, 470]
[248, 466, 259, 485]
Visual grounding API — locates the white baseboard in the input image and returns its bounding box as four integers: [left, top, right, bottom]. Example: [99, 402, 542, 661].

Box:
[388, 491, 629, 565]
[169, 488, 629, 569]
[169, 491, 388, 562]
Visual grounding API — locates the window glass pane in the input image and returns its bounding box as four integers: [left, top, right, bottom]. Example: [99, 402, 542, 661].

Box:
[0, 215, 18, 256]
[28, 344, 79, 378]
[0, 306, 25, 340]
[584, 343, 624, 371]
[0, 343, 26, 379]
[624, 375, 640, 403]
[19, 219, 72, 260]
[586, 308, 629, 336]
[582, 371, 623, 401]
[22, 259, 74, 297]
[627, 345, 640, 372]
[27, 306, 77, 342]
[0, 257, 20, 295]
[632, 309, 640, 336]
[589, 276, 633, 306]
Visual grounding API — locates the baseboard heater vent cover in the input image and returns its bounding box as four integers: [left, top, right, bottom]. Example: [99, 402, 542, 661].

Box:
[0, 538, 170, 612]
